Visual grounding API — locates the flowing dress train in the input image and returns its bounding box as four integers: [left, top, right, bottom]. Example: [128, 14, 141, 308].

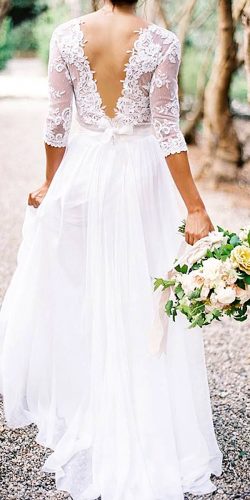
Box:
[0, 17, 222, 500]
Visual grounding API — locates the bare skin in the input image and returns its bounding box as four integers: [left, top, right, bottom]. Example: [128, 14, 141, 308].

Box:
[28, 1, 214, 245]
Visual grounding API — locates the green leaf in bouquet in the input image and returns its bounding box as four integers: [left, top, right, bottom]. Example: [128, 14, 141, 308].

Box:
[219, 244, 234, 257]
[174, 264, 188, 274]
[238, 271, 247, 280]
[189, 287, 201, 299]
[205, 249, 214, 258]
[175, 283, 185, 299]
[245, 274, 250, 285]
[234, 314, 248, 322]
[217, 225, 225, 234]
[192, 261, 203, 270]
[165, 300, 173, 316]
[172, 308, 177, 322]
[213, 246, 231, 260]
[205, 313, 214, 323]
[222, 254, 229, 261]
[178, 220, 186, 235]
[237, 271, 250, 285]
[189, 313, 204, 328]
[190, 303, 205, 316]
[213, 248, 222, 259]
[212, 309, 221, 318]
[164, 279, 176, 288]
[153, 278, 175, 291]
[237, 304, 247, 316]
[236, 279, 246, 290]
[153, 278, 164, 291]
[247, 231, 250, 246]
[154, 278, 175, 291]
[225, 244, 233, 250]
[179, 304, 191, 315]
[229, 235, 241, 247]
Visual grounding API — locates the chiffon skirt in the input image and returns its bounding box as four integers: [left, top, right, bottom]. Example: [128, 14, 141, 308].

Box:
[0, 124, 222, 500]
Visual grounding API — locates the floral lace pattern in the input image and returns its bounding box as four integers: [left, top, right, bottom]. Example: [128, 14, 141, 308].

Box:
[43, 17, 187, 156]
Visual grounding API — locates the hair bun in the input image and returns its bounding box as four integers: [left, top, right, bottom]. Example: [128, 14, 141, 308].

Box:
[110, 0, 138, 5]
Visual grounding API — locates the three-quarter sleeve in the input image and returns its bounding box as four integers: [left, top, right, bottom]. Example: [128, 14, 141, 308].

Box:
[43, 28, 73, 147]
[150, 33, 187, 157]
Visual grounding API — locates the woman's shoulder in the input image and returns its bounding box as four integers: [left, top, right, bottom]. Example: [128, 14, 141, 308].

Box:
[149, 24, 181, 65]
[150, 23, 180, 47]
[51, 16, 83, 41]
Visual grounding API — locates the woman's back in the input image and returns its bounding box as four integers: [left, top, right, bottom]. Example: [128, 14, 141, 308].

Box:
[44, 11, 187, 157]
[77, 10, 150, 119]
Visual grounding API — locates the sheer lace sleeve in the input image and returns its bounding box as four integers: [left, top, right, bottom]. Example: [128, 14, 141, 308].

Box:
[150, 33, 187, 157]
[43, 28, 73, 148]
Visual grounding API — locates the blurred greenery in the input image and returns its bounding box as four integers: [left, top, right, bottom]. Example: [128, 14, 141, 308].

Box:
[8, 0, 47, 26]
[181, 45, 247, 104]
[0, 0, 48, 67]
[34, 4, 69, 63]
[0, 18, 13, 70]
[230, 68, 248, 102]
[181, 46, 212, 97]
[11, 19, 38, 53]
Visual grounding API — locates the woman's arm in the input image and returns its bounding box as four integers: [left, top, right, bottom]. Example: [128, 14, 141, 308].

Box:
[28, 145, 65, 208]
[150, 32, 213, 245]
[166, 152, 214, 245]
[28, 27, 73, 208]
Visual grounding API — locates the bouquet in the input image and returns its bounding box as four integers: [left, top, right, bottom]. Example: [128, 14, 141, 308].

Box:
[154, 224, 250, 328]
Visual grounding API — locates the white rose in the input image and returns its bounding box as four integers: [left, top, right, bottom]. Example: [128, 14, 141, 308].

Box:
[215, 286, 236, 305]
[239, 225, 250, 245]
[202, 258, 222, 280]
[200, 285, 210, 299]
[220, 259, 238, 285]
[179, 274, 197, 295]
[210, 292, 220, 307]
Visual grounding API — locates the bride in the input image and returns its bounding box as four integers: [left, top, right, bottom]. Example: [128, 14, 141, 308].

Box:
[0, 1, 223, 499]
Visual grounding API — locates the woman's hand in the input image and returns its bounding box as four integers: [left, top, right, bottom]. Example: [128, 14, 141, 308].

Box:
[28, 181, 50, 208]
[166, 152, 214, 245]
[185, 209, 214, 245]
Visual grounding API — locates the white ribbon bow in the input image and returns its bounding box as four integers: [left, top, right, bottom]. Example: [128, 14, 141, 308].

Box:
[98, 120, 134, 144]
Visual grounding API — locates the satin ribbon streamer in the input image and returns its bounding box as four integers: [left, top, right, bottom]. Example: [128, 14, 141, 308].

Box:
[149, 240, 187, 357]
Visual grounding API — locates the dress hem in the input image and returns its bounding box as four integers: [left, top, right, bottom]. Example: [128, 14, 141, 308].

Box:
[2, 408, 223, 500]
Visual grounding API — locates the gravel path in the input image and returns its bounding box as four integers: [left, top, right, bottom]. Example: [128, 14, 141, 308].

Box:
[0, 97, 249, 500]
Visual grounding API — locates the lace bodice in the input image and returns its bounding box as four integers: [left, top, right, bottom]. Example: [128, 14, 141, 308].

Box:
[43, 17, 187, 157]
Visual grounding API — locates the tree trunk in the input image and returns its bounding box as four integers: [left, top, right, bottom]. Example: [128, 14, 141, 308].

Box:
[202, 0, 242, 182]
[0, 0, 10, 23]
[233, 0, 250, 101]
[182, 25, 215, 144]
[242, 2, 250, 102]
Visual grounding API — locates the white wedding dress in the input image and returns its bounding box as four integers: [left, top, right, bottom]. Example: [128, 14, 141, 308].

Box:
[0, 17, 222, 500]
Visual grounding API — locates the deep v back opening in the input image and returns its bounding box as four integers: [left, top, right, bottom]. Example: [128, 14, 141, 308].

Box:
[78, 19, 151, 121]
